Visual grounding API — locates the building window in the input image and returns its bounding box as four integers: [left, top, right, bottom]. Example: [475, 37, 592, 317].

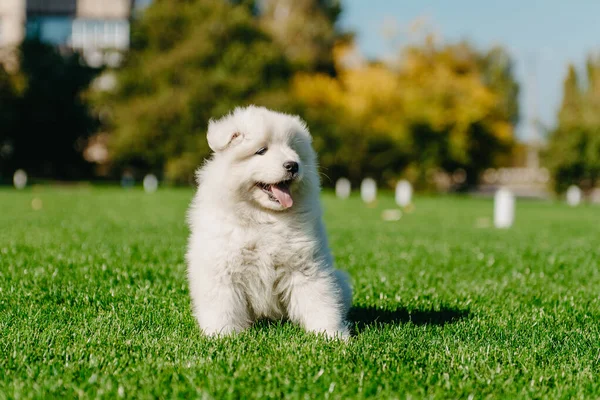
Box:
[71, 19, 129, 51]
[25, 16, 73, 46]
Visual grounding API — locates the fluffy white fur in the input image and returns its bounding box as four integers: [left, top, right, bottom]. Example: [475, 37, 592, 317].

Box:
[186, 106, 352, 339]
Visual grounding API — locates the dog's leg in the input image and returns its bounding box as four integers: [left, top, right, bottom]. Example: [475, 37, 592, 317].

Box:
[284, 268, 352, 339]
[189, 273, 251, 337]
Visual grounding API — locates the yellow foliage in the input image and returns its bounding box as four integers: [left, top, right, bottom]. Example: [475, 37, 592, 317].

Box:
[294, 45, 408, 140]
[294, 40, 514, 167]
[292, 73, 343, 108]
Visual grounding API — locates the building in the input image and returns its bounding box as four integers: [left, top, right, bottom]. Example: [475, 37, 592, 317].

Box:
[0, 0, 26, 68]
[0, 1, 25, 48]
[0, 0, 138, 68]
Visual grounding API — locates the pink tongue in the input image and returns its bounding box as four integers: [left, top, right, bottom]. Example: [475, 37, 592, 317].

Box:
[271, 184, 293, 208]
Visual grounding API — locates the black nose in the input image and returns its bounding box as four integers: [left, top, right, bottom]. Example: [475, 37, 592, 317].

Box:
[283, 161, 299, 174]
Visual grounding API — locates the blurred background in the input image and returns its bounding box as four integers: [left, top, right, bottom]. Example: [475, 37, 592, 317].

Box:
[0, 0, 598, 198]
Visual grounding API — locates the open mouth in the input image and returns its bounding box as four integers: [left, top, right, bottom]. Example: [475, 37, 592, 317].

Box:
[256, 180, 294, 208]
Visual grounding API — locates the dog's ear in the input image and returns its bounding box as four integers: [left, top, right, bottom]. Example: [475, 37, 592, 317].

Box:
[207, 121, 244, 152]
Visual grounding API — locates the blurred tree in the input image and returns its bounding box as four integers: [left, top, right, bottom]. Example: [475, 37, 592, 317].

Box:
[545, 59, 600, 192]
[292, 47, 411, 186]
[101, 0, 293, 183]
[294, 40, 518, 188]
[1, 40, 99, 180]
[480, 46, 520, 126]
[0, 66, 16, 124]
[0, 66, 18, 179]
[260, 0, 343, 74]
[102, 4, 519, 188]
[400, 40, 517, 186]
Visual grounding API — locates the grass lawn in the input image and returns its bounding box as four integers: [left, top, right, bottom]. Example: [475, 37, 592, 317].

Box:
[1, 186, 599, 399]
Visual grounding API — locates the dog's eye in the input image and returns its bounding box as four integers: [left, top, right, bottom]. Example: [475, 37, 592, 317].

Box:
[255, 147, 268, 156]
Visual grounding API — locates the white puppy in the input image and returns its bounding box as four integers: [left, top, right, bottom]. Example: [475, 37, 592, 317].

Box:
[186, 106, 352, 338]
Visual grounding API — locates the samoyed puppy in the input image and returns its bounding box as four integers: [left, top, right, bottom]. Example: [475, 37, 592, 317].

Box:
[186, 106, 352, 339]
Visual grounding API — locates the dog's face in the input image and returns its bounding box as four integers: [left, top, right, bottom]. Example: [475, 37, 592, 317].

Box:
[206, 106, 318, 212]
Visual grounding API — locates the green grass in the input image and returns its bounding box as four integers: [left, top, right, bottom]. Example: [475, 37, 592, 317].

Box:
[1, 187, 599, 399]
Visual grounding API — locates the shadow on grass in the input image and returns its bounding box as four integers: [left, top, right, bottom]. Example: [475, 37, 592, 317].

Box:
[349, 306, 469, 332]
[247, 306, 469, 337]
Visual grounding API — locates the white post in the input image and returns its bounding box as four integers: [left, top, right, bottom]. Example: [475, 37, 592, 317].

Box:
[360, 178, 377, 204]
[494, 188, 515, 229]
[13, 169, 27, 189]
[143, 174, 159, 193]
[566, 185, 582, 207]
[395, 180, 413, 207]
[335, 178, 351, 199]
[590, 188, 600, 204]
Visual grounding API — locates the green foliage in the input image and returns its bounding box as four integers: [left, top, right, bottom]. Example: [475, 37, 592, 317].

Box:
[102, 3, 518, 187]
[102, 0, 293, 183]
[0, 40, 99, 180]
[545, 59, 600, 192]
[0, 66, 16, 127]
[1, 188, 600, 398]
[260, 0, 343, 74]
[480, 46, 520, 126]
[0, 66, 18, 177]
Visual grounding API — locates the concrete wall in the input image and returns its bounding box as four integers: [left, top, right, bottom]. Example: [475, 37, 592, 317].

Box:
[77, 0, 132, 19]
[0, 0, 26, 47]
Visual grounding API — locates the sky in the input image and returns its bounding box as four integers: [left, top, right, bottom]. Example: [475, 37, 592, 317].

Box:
[338, 0, 600, 140]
